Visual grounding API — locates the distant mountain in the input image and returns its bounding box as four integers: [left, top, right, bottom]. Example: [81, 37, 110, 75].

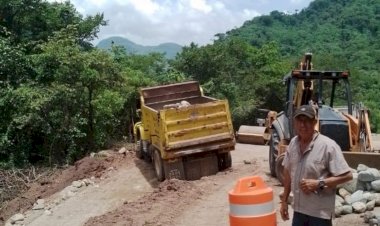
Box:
[96, 36, 183, 59]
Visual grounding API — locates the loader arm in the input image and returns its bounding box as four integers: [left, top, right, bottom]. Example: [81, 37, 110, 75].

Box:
[357, 108, 373, 152]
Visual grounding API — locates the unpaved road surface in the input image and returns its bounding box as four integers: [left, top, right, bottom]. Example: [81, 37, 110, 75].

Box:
[6, 144, 367, 226]
[23, 161, 158, 226]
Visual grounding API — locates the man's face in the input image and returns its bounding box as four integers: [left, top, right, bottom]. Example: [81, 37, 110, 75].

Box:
[294, 115, 316, 139]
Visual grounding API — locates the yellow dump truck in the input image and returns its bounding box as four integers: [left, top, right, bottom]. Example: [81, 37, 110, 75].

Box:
[134, 81, 235, 181]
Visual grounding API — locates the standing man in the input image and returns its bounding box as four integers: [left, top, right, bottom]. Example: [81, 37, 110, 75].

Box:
[280, 105, 353, 226]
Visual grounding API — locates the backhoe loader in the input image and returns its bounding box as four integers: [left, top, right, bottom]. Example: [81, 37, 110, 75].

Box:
[268, 53, 379, 184]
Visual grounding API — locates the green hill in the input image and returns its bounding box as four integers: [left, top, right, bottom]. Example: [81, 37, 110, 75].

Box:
[171, 0, 380, 131]
[96, 36, 183, 59]
[225, 0, 380, 71]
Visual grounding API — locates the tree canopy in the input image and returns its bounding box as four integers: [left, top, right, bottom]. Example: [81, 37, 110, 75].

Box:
[1, 0, 379, 168]
[223, 0, 380, 130]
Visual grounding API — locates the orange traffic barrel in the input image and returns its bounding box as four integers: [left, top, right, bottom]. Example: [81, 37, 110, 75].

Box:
[229, 176, 276, 226]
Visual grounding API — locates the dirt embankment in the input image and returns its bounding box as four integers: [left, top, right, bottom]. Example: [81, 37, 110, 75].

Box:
[0, 146, 131, 225]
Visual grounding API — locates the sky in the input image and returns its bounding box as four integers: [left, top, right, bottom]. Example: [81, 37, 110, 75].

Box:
[51, 0, 314, 46]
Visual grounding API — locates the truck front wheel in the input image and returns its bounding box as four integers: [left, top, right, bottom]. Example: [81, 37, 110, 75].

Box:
[153, 149, 165, 181]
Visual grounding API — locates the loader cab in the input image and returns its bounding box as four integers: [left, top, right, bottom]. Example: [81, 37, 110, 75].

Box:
[284, 70, 352, 139]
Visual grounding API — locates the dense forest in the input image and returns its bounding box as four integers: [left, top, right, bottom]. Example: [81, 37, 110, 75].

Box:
[224, 0, 380, 128]
[0, 0, 379, 168]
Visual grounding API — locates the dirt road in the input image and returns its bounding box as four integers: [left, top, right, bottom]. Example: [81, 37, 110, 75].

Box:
[14, 143, 366, 226]
[23, 161, 158, 226]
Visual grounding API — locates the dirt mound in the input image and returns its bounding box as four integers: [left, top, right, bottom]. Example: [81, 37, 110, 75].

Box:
[85, 179, 205, 226]
[0, 148, 132, 225]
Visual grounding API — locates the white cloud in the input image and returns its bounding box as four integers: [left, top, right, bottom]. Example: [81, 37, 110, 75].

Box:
[128, 0, 161, 16]
[189, 0, 212, 13]
[46, 0, 314, 46]
[89, 0, 107, 8]
[242, 9, 261, 19]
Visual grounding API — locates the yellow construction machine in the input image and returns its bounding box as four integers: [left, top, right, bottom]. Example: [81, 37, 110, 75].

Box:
[267, 53, 379, 184]
[134, 81, 235, 181]
[235, 110, 276, 145]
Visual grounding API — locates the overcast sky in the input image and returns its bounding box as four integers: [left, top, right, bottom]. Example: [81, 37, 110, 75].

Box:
[53, 0, 314, 46]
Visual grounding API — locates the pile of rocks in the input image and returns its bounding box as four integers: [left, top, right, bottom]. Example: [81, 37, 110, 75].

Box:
[5, 178, 96, 226]
[336, 164, 380, 225]
[163, 100, 191, 109]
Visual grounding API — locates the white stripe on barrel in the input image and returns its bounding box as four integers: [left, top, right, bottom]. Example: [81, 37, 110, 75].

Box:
[230, 200, 274, 216]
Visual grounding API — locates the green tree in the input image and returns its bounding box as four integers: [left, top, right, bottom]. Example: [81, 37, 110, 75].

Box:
[0, 0, 106, 51]
[172, 39, 289, 127]
[30, 26, 125, 163]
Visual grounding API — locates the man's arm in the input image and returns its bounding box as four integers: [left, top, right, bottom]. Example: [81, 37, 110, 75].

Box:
[324, 171, 353, 188]
[280, 167, 291, 221]
[300, 171, 353, 193]
[282, 167, 291, 202]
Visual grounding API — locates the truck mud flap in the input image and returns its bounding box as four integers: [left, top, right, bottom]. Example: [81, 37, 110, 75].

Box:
[184, 154, 218, 180]
[163, 159, 185, 180]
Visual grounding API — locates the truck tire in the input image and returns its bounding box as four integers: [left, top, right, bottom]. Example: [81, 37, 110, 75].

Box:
[269, 129, 280, 177]
[275, 153, 285, 185]
[218, 152, 232, 170]
[153, 149, 165, 181]
[135, 139, 143, 159]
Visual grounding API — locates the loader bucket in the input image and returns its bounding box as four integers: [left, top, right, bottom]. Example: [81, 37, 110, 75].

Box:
[236, 125, 269, 145]
[343, 152, 380, 169]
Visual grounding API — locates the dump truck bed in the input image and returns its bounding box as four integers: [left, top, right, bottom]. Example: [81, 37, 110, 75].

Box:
[140, 81, 235, 160]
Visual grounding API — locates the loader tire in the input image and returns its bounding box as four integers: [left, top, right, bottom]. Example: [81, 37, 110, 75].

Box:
[269, 129, 280, 177]
[153, 149, 165, 181]
[275, 153, 285, 185]
[218, 152, 232, 170]
[135, 140, 143, 159]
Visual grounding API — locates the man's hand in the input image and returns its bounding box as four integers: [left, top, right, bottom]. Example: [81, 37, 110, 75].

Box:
[280, 202, 289, 221]
[300, 178, 318, 194]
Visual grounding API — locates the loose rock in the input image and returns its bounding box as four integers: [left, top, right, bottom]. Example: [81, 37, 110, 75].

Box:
[352, 202, 367, 213]
[118, 147, 127, 154]
[10, 213, 25, 224]
[367, 200, 376, 211]
[371, 180, 380, 192]
[32, 199, 45, 210]
[72, 180, 83, 188]
[339, 188, 351, 198]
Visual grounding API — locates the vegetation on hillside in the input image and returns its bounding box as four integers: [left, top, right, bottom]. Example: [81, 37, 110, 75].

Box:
[223, 0, 380, 131]
[0, 0, 379, 167]
[171, 40, 289, 127]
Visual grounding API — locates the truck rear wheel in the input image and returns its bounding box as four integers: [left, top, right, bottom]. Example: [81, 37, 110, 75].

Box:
[218, 152, 232, 170]
[153, 149, 165, 181]
[269, 129, 280, 177]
